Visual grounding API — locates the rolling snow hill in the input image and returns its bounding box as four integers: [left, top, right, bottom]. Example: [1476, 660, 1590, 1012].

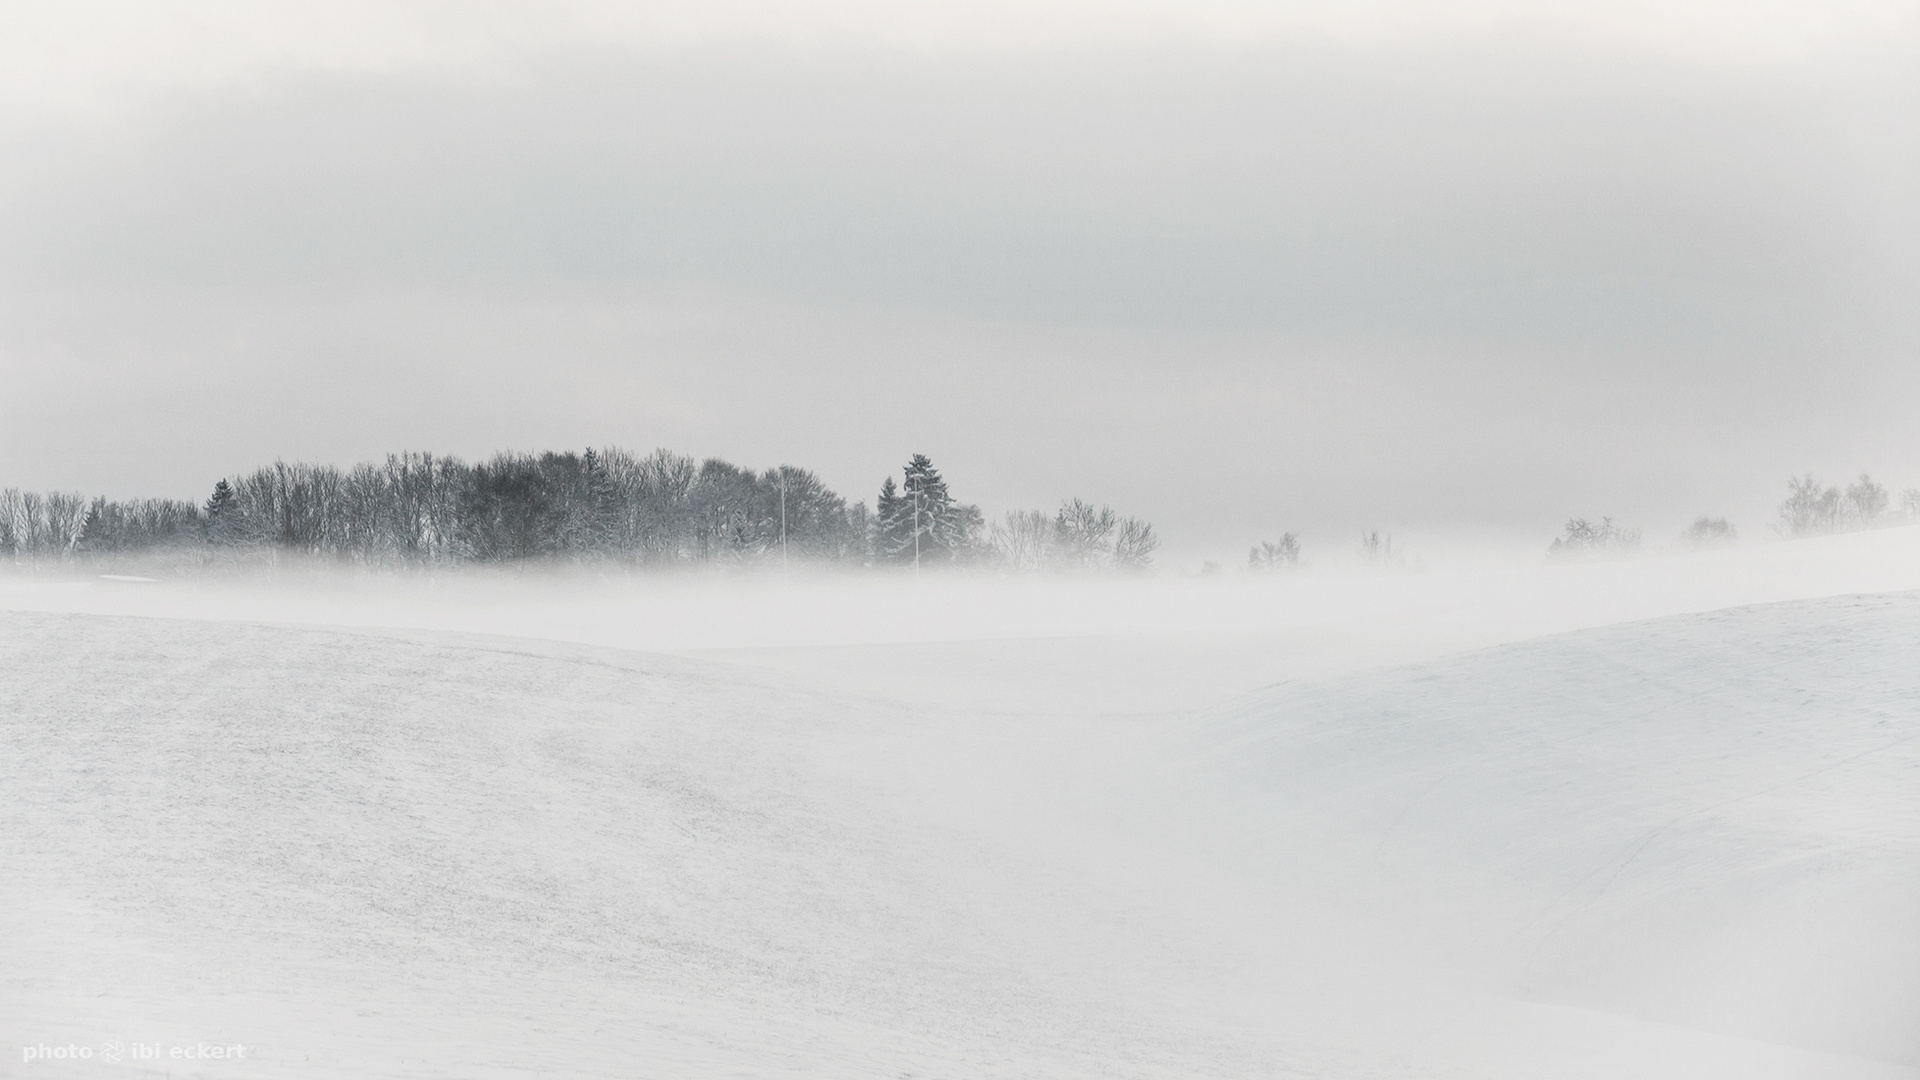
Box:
[0, 580, 1915, 1078]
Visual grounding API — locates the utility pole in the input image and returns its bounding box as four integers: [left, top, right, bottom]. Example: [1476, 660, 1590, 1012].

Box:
[911, 486, 921, 574]
[779, 471, 789, 577]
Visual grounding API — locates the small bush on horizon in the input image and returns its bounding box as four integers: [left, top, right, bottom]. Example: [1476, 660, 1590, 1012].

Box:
[1683, 517, 1737, 548]
[1359, 530, 1410, 568]
[1548, 518, 1641, 559]
[1249, 535, 1301, 571]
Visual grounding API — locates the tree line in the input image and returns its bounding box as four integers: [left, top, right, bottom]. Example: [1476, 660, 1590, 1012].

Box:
[0, 448, 1158, 574]
[1775, 473, 1917, 538]
[1544, 471, 1919, 559]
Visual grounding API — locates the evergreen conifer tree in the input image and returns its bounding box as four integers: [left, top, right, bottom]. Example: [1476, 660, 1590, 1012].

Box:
[76, 498, 109, 554]
[874, 476, 911, 562]
[874, 454, 983, 566]
[582, 447, 622, 557]
[902, 455, 950, 565]
[204, 478, 240, 546]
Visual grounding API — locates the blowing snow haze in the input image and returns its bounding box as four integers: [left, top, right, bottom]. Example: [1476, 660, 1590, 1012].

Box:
[0, 1, 1916, 550]
[7, 7, 1920, 1080]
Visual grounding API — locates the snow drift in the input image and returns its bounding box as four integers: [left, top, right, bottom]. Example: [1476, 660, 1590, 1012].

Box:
[0, 568, 1915, 1077]
[1191, 592, 1920, 1071]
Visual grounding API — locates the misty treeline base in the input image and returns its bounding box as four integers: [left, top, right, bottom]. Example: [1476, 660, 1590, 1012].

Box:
[0, 449, 1157, 574]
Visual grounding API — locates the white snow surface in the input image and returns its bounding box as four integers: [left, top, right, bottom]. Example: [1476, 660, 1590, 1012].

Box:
[2, 528, 1918, 1078]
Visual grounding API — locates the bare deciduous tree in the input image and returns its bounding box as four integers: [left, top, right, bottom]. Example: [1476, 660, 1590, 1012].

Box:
[0, 489, 92, 564]
[1052, 499, 1117, 570]
[1113, 517, 1158, 571]
[1778, 475, 1842, 537]
[989, 510, 1054, 571]
[1249, 535, 1300, 571]
[1843, 473, 1888, 527]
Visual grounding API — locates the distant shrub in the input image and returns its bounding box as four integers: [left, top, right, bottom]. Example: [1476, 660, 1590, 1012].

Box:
[1249, 535, 1300, 571]
[1548, 517, 1641, 558]
[1683, 516, 1737, 548]
[1358, 530, 1411, 568]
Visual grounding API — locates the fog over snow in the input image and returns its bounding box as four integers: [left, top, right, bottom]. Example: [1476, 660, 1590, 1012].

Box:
[5, 530, 1920, 1078]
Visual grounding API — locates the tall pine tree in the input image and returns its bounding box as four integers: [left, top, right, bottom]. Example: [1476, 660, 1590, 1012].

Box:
[875, 454, 982, 566]
[874, 476, 910, 562]
[203, 478, 241, 546]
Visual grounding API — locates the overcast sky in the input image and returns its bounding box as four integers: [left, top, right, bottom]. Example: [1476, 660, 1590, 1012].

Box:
[2, 1, 1915, 559]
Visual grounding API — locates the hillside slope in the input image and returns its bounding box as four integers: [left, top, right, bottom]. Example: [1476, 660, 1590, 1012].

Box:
[1, 592, 1915, 1078]
[1187, 591, 1920, 1071]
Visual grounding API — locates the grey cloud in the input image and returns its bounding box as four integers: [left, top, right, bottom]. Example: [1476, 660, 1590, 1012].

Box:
[6, 42, 1912, 348]
[2, 38, 1916, 554]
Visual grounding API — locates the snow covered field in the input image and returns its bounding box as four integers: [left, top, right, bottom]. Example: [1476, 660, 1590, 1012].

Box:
[3, 529, 1918, 1078]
